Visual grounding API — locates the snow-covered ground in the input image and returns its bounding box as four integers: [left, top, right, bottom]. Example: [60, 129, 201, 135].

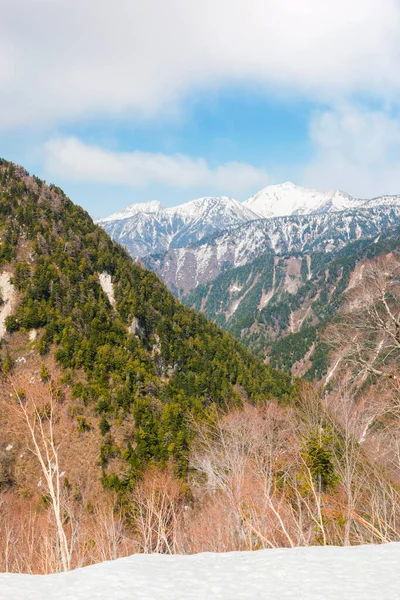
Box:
[98, 272, 116, 308]
[1, 543, 399, 600]
[0, 271, 16, 339]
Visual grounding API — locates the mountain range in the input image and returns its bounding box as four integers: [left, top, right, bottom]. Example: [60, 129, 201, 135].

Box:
[98, 182, 400, 261]
[97, 196, 257, 257]
[145, 207, 400, 295]
[99, 182, 400, 379]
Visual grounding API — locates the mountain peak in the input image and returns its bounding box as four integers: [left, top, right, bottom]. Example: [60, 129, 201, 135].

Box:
[166, 195, 257, 220]
[243, 182, 357, 218]
[97, 200, 165, 223]
[100, 194, 258, 257]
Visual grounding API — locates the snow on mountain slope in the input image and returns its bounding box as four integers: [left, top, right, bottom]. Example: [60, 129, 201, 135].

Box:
[244, 182, 361, 218]
[146, 206, 400, 295]
[362, 194, 400, 210]
[99, 196, 258, 257]
[166, 195, 256, 222]
[244, 182, 400, 219]
[99, 185, 400, 260]
[97, 200, 165, 223]
[2, 543, 399, 600]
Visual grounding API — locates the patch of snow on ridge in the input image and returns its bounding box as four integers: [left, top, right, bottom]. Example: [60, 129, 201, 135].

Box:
[98, 272, 116, 308]
[1, 543, 400, 599]
[0, 272, 16, 339]
[325, 357, 342, 386]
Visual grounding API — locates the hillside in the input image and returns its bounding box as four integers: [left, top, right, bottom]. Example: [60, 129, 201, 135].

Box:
[2, 543, 400, 599]
[184, 229, 400, 377]
[1, 159, 400, 575]
[0, 158, 292, 479]
[145, 206, 400, 296]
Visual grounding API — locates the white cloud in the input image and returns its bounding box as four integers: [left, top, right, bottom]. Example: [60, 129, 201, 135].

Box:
[1, 0, 400, 128]
[303, 105, 400, 197]
[43, 137, 269, 196]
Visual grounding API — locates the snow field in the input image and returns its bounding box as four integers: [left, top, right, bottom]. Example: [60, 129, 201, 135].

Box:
[1, 543, 399, 600]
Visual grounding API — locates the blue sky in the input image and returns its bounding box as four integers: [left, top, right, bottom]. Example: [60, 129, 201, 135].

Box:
[1, 87, 313, 217]
[41, 93, 313, 216]
[2, 1, 400, 218]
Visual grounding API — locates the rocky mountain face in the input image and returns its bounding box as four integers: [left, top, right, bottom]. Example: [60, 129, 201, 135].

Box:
[98, 196, 258, 257]
[184, 230, 400, 376]
[145, 206, 400, 296]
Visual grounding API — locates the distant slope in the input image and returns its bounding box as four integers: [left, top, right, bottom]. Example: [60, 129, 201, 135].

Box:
[146, 207, 400, 296]
[244, 181, 361, 217]
[2, 543, 399, 600]
[183, 227, 400, 377]
[98, 196, 258, 257]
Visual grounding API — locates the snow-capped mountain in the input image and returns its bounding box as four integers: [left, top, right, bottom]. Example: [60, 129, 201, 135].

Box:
[145, 206, 400, 295]
[361, 194, 400, 210]
[244, 182, 400, 218]
[99, 196, 258, 257]
[97, 200, 165, 223]
[243, 182, 362, 218]
[99, 184, 400, 259]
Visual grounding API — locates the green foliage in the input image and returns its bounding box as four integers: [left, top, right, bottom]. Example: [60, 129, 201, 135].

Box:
[77, 416, 91, 432]
[304, 342, 330, 381]
[40, 363, 50, 383]
[303, 429, 339, 492]
[99, 417, 111, 436]
[270, 326, 317, 371]
[3, 352, 12, 374]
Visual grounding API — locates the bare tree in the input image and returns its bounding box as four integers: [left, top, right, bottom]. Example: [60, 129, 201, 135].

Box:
[330, 256, 400, 381]
[190, 403, 307, 550]
[10, 381, 72, 571]
[132, 468, 184, 554]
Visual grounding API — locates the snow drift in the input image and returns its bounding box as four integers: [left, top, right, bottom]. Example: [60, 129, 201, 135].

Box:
[1, 543, 399, 600]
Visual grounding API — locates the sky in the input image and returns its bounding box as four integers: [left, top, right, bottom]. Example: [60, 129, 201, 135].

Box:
[2, 0, 400, 218]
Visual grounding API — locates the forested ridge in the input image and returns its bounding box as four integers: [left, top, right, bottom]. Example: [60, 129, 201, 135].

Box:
[0, 158, 292, 486]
